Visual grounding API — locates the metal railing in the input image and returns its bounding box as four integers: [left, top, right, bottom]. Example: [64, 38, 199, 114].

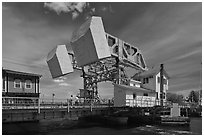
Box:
[2, 97, 173, 113]
[40, 98, 113, 109]
[125, 99, 171, 107]
[2, 97, 113, 113]
[2, 97, 39, 109]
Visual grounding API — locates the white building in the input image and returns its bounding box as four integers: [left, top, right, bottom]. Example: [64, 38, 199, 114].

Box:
[134, 65, 169, 106]
[114, 83, 157, 107]
[114, 65, 169, 107]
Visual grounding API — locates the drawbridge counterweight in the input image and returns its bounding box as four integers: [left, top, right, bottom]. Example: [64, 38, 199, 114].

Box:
[47, 16, 147, 99]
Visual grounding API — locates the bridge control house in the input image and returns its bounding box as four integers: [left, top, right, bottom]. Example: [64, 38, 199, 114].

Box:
[2, 68, 41, 106]
[114, 64, 169, 107]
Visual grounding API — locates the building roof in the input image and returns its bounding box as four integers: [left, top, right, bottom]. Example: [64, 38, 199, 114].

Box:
[132, 65, 170, 79]
[113, 83, 156, 93]
[2, 68, 42, 78]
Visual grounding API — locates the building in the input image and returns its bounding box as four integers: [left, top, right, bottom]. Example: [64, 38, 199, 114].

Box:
[198, 90, 202, 106]
[114, 83, 157, 107]
[114, 64, 169, 107]
[2, 68, 42, 106]
[134, 64, 169, 106]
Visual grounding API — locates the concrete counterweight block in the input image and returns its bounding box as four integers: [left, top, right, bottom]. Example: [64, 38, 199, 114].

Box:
[71, 16, 111, 67]
[47, 45, 74, 78]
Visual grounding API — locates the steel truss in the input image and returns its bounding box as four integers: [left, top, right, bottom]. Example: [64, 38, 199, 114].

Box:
[68, 33, 147, 99]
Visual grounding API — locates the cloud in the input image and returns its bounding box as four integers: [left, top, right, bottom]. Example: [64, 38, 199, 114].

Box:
[44, 2, 90, 19]
[44, 2, 114, 20]
[100, 5, 114, 13]
[113, 3, 201, 95]
[166, 47, 201, 64]
[53, 79, 64, 83]
[53, 76, 68, 83]
[59, 82, 71, 87]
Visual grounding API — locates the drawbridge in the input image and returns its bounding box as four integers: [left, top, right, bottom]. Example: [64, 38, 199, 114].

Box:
[47, 16, 147, 100]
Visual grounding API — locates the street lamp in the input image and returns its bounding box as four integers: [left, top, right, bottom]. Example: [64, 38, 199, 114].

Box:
[52, 93, 55, 105]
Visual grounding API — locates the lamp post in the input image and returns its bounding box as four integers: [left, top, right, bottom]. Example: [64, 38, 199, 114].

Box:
[52, 93, 55, 106]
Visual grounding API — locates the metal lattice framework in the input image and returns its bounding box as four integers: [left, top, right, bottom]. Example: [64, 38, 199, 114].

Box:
[47, 16, 148, 100]
[68, 33, 147, 99]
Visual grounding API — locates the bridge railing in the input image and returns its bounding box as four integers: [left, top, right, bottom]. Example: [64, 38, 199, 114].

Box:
[2, 96, 173, 111]
[2, 97, 113, 110]
[2, 97, 39, 109]
[40, 98, 114, 109]
[125, 99, 172, 107]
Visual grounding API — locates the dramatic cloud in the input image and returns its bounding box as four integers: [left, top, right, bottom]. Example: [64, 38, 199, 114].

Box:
[44, 2, 113, 20]
[44, 2, 90, 19]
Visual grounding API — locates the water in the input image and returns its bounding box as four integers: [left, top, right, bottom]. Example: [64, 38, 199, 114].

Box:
[2, 117, 202, 135]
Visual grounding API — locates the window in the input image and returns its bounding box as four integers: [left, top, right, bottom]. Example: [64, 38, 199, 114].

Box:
[133, 93, 136, 99]
[164, 79, 167, 85]
[143, 78, 146, 84]
[143, 93, 148, 96]
[158, 77, 160, 83]
[156, 93, 159, 99]
[160, 93, 162, 99]
[160, 93, 166, 99]
[163, 93, 166, 99]
[143, 78, 149, 84]
[146, 78, 149, 83]
[158, 77, 167, 85]
[14, 79, 21, 88]
[25, 80, 32, 89]
[3, 77, 5, 91]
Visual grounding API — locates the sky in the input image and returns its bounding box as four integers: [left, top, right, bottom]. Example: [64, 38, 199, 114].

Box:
[2, 2, 202, 99]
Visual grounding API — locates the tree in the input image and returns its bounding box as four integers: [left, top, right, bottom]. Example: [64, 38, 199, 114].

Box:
[166, 93, 184, 104]
[188, 90, 199, 103]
